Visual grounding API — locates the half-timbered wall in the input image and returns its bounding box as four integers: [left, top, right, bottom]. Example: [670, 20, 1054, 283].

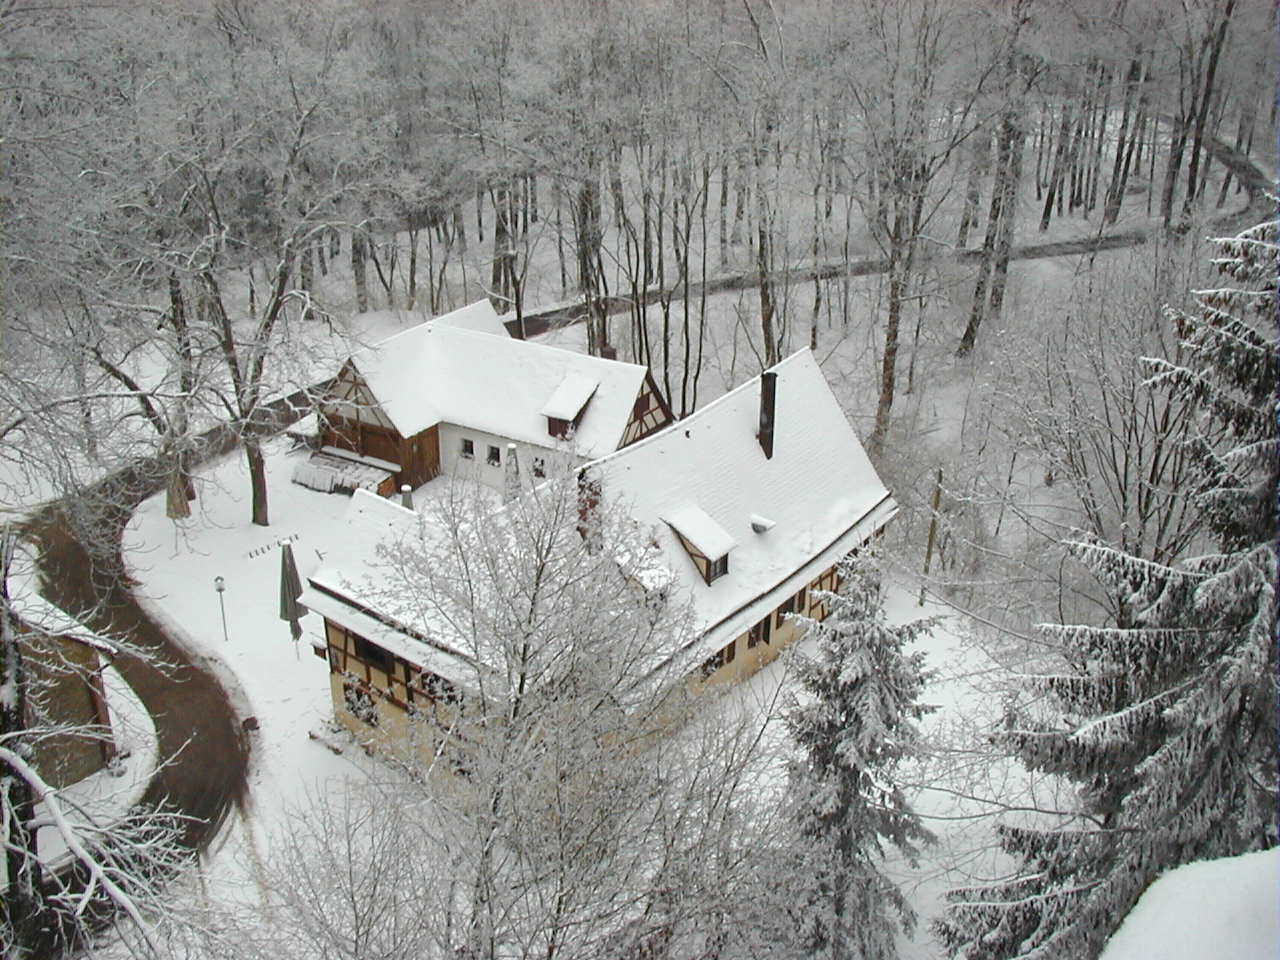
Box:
[619, 372, 675, 447]
[323, 619, 464, 756]
[319, 366, 441, 489]
[692, 548, 854, 689]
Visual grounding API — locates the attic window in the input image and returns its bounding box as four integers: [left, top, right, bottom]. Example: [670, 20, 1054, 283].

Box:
[541, 373, 599, 438]
[662, 504, 735, 586]
[708, 555, 728, 582]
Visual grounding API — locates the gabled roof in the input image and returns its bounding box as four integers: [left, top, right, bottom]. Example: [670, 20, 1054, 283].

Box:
[346, 303, 648, 456]
[583, 349, 897, 654]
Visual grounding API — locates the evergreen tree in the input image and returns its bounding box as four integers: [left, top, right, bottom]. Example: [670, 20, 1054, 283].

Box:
[782, 555, 935, 960]
[935, 218, 1279, 959]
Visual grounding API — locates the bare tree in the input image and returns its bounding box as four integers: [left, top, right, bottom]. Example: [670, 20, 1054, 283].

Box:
[234, 469, 787, 960]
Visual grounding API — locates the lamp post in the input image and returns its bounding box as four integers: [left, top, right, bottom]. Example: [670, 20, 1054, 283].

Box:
[214, 575, 229, 643]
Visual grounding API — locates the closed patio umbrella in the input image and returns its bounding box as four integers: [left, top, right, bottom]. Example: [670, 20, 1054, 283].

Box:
[279, 541, 307, 645]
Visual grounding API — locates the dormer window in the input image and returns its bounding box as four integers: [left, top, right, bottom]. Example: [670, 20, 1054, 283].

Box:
[662, 504, 735, 586]
[541, 373, 599, 440]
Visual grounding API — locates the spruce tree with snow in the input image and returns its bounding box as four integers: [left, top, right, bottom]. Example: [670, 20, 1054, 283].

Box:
[782, 554, 934, 960]
[935, 218, 1279, 959]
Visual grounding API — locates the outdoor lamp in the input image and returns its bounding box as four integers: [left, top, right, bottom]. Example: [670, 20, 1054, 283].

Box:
[214, 576, 229, 643]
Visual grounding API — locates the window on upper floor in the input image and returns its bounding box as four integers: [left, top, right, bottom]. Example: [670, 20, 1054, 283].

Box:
[532, 457, 546, 478]
[352, 634, 393, 675]
[747, 616, 771, 648]
[699, 638, 737, 677]
[487, 445, 501, 466]
[460, 438, 474, 459]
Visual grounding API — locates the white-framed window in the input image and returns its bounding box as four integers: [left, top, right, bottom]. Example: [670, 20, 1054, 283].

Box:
[533, 457, 546, 478]
[460, 438, 474, 459]
[487, 445, 501, 466]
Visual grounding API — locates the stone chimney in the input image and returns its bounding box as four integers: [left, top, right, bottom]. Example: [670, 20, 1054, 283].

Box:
[399, 484, 413, 509]
[757, 370, 776, 459]
[503, 443, 520, 503]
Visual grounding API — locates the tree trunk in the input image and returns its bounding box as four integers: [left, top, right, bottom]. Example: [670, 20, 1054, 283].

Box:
[1039, 102, 1074, 230]
[957, 132, 988, 247]
[351, 232, 369, 312]
[407, 229, 418, 308]
[1086, 65, 1110, 211]
[870, 255, 908, 455]
[719, 158, 729, 267]
[492, 183, 512, 307]
[246, 435, 269, 527]
[986, 121, 1027, 323]
[1182, 0, 1235, 214]
[1104, 54, 1144, 224]
[957, 112, 1015, 357]
[298, 240, 313, 292]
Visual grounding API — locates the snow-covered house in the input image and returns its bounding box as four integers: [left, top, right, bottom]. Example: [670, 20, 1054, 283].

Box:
[301, 348, 896, 744]
[306, 300, 673, 495]
[581, 348, 897, 685]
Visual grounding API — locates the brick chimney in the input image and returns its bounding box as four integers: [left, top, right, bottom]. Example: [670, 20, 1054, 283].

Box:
[757, 370, 776, 459]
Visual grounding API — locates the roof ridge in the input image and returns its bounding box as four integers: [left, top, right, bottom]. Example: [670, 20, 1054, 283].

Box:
[583, 347, 816, 471]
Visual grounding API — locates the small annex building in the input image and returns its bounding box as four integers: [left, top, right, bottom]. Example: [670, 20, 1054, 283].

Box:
[7, 592, 119, 789]
[302, 347, 897, 746]
[301, 300, 673, 497]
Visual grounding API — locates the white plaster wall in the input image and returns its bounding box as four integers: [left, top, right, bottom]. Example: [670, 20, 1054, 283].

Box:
[437, 423, 569, 491]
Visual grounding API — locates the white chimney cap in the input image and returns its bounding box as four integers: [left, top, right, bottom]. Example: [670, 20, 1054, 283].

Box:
[749, 514, 776, 533]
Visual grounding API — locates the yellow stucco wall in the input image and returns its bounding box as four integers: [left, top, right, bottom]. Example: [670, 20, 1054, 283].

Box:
[322, 557, 845, 765]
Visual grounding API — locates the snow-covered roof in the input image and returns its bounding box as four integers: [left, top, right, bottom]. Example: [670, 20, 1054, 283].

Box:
[430, 299, 510, 337]
[583, 349, 897, 655]
[303, 490, 487, 690]
[1100, 848, 1279, 960]
[9, 588, 119, 657]
[346, 306, 647, 456]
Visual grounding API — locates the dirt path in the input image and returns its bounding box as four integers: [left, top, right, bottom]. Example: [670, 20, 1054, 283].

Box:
[28, 500, 248, 850]
[22, 387, 315, 860]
